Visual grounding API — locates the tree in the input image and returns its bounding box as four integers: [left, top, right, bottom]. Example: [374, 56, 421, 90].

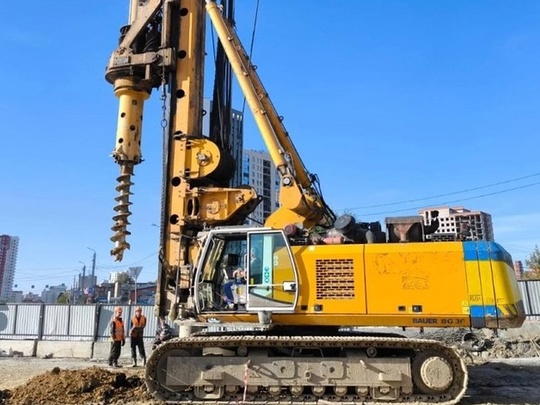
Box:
[57, 292, 71, 304]
[116, 271, 134, 285]
[524, 245, 540, 280]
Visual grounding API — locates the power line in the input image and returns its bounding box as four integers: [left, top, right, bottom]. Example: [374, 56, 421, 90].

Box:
[360, 181, 540, 218]
[14, 274, 76, 282]
[15, 266, 76, 271]
[343, 172, 540, 212]
[15, 252, 158, 287]
[96, 251, 158, 270]
[241, 0, 260, 117]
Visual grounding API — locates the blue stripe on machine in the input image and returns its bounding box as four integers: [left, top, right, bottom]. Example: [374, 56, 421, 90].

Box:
[463, 241, 513, 265]
[470, 305, 499, 317]
[470, 305, 485, 317]
[470, 305, 486, 328]
[470, 305, 500, 328]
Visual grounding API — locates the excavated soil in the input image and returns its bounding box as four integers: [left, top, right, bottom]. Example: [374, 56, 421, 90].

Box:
[0, 330, 539, 405]
[0, 366, 155, 405]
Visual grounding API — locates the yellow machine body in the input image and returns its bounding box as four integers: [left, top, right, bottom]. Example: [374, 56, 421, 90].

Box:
[199, 240, 525, 329]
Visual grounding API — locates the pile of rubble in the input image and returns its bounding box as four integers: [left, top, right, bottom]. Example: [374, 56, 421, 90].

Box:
[0, 348, 23, 358]
[416, 327, 540, 363]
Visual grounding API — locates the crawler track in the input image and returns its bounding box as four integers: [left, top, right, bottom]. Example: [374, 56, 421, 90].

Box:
[146, 334, 467, 405]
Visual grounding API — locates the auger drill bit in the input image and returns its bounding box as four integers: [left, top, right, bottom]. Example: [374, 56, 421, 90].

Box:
[110, 77, 150, 261]
[111, 164, 134, 261]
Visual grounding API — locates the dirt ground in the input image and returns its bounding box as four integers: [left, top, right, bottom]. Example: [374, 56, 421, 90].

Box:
[0, 331, 539, 405]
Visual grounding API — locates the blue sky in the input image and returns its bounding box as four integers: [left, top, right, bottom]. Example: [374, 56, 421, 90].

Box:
[2, 1, 540, 293]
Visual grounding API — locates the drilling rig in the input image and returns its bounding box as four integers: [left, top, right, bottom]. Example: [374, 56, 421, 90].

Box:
[105, 1, 525, 403]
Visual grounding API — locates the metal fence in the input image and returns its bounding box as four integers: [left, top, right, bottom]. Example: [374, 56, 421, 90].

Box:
[518, 279, 540, 317]
[1, 283, 540, 340]
[0, 304, 158, 341]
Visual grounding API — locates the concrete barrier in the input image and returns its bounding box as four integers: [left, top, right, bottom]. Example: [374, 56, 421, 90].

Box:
[0, 339, 37, 357]
[35, 341, 93, 359]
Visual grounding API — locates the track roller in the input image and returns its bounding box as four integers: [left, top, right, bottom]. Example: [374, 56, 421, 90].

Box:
[334, 386, 348, 397]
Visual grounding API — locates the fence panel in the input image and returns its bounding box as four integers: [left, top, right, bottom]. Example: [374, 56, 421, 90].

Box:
[140, 305, 158, 340]
[0, 304, 17, 337]
[1, 304, 160, 341]
[68, 305, 97, 340]
[519, 280, 540, 317]
[42, 305, 69, 339]
[41, 305, 96, 340]
[13, 304, 41, 338]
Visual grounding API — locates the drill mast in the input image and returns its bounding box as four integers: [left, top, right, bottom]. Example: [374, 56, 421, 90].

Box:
[105, 0, 259, 318]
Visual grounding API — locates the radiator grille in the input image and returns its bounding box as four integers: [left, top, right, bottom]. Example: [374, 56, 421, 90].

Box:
[315, 259, 355, 299]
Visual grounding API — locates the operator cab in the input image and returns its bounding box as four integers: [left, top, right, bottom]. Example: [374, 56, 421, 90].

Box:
[193, 227, 299, 316]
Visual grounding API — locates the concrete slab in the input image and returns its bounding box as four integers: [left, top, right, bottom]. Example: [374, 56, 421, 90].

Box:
[0, 339, 37, 357]
[497, 320, 540, 339]
[35, 341, 93, 359]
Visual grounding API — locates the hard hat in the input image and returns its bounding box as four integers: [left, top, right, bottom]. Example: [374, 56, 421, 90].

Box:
[135, 306, 142, 312]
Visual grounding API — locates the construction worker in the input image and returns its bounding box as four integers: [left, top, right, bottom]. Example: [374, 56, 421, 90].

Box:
[129, 305, 147, 367]
[108, 306, 125, 367]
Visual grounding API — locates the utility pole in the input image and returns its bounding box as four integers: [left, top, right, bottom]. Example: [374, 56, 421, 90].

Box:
[72, 275, 75, 303]
[79, 261, 86, 297]
[87, 247, 97, 289]
[82, 265, 86, 292]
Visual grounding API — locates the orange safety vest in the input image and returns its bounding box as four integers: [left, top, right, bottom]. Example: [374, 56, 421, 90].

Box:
[112, 318, 125, 341]
[130, 315, 147, 337]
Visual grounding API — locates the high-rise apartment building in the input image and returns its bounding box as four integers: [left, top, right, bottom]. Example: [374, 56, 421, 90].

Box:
[202, 98, 244, 187]
[0, 235, 19, 302]
[419, 206, 494, 242]
[242, 150, 280, 225]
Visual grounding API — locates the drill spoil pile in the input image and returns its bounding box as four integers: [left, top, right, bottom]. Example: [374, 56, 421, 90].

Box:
[0, 367, 152, 405]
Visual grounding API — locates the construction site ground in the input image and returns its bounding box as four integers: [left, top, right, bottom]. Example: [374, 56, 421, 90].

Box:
[0, 327, 539, 405]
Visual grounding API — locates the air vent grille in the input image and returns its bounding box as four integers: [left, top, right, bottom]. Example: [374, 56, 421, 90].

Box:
[315, 259, 355, 299]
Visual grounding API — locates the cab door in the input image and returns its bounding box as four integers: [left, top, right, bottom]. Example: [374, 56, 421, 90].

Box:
[246, 230, 298, 312]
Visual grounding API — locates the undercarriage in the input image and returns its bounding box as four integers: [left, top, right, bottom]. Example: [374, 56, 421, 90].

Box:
[146, 333, 467, 404]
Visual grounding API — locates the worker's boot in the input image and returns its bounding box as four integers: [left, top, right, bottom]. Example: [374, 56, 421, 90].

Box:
[142, 356, 146, 367]
[114, 361, 122, 368]
[132, 358, 137, 367]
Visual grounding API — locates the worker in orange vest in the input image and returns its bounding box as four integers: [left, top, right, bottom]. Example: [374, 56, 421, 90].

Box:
[108, 306, 125, 367]
[129, 305, 147, 367]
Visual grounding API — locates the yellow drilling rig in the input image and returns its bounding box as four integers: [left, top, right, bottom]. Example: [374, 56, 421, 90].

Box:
[105, 1, 525, 403]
